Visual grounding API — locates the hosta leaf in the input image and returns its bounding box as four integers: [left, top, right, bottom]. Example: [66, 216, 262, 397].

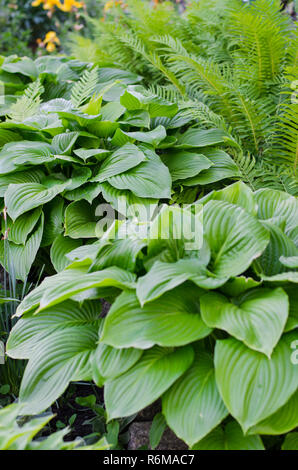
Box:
[64, 200, 98, 238]
[64, 182, 102, 204]
[163, 352, 228, 447]
[41, 197, 64, 247]
[117, 126, 167, 147]
[73, 148, 110, 162]
[280, 256, 298, 269]
[18, 327, 98, 414]
[108, 146, 171, 199]
[7, 207, 42, 245]
[100, 102, 125, 121]
[200, 181, 258, 216]
[175, 128, 226, 148]
[92, 238, 145, 272]
[0, 214, 44, 281]
[203, 200, 269, 278]
[183, 149, 240, 185]
[284, 285, 298, 332]
[7, 300, 100, 359]
[0, 141, 53, 174]
[248, 391, 298, 435]
[162, 150, 212, 181]
[137, 259, 227, 306]
[0, 128, 21, 147]
[91, 143, 145, 182]
[0, 168, 44, 197]
[255, 188, 298, 233]
[52, 131, 80, 155]
[214, 332, 298, 433]
[105, 345, 194, 420]
[220, 276, 261, 297]
[50, 235, 82, 272]
[200, 288, 288, 357]
[91, 341, 143, 386]
[1, 57, 38, 79]
[37, 266, 136, 312]
[5, 181, 69, 221]
[101, 285, 211, 349]
[192, 421, 264, 450]
[255, 221, 298, 276]
[119, 110, 150, 128]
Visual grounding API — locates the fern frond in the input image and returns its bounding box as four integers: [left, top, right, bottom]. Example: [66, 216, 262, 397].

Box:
[8, 79, 44, 122]
[71, 66, 99, 109]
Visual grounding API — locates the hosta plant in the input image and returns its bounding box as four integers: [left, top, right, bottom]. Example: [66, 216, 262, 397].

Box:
[0, 54, 241, 282]
[6, 181, 298, 450]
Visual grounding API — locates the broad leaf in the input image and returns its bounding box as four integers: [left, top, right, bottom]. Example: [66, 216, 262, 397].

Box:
[105, 345, 194, 420]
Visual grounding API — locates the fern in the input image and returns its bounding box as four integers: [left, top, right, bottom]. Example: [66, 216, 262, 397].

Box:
[71, 66, 99, 109]
[8, 79, 44, 122]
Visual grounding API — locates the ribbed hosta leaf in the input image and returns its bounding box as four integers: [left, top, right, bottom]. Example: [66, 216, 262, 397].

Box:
[200, 288, 288, 357]
[14, 266, 135, 316]
[117, 125, 167, 146]
[200, 181, 257, 215]
[64, 200, 98, 238]
[175, 128, 226, 148]
[163, 352, 228, 446]
[248, 391, 298, 435]
[5, 181, 68, 220]
[280, 256, 298, 269]
[162, 150, 212, 181]
[192, 421, 264, 450]
[0, 141, 53, 174]
[7, 300, 100, 359]
[105, 345, 194, 420]
[137, 259, 227, 306]
[0, 214, 44, 281]
[203, 200, 269, 278]
[255, 221, 298, 276]
[255, 188, 298, 233]
[183, 149, 240, 185]
[50, 235, 82, 272]
[41, 197, 64, 246]
[101, 285, 211, 349]
[108, 146, 171, 199]
[91, 143, 145, 182]
[7, 207, 42, 245]
[52, 131, 79, 155]
[18, 327, 98, 414]
[215, 333, 298, 433]
[284, 285, 298, 332]
[0, 168, 44, 197]
[91, 341, 143, 386]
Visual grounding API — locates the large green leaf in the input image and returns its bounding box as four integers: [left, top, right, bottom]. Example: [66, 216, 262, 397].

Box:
[192, 421, 264, 450]
[163, 352, 228, 447]
[282, 432, 298, 450]
[175, 128, 226, 148]
[5, 181, 68, 221]
[0, 141, 53, 174]
[200, 288, 288, 357]
[91, 143, 145, 182]
[105, 345, 194, 420]
[0, 168, 44, 197]
[200, 181, 258, 216]
[183, 149, 240, 185]
[17, 327, 98, 414]
[137, 259, 227, 305]
[101, 285, 211, 349]
[0, 214, 44, 281]
[50, 235, 82, 272]
[91, 341, 143, 387]
[7, 300, 100, 359]
[116, 125, 167, 147]
[108, 146, 171, 199]
[248, 391, 298, 435]
[214, 333, 298, 433]
[64, 200, 98, 239]
[7, 207, 42, 245]
[162, 150, 212, 181]
[203, 200, 269, 278]
[41, 197, 64, 246]
[255, 188, 298, 234]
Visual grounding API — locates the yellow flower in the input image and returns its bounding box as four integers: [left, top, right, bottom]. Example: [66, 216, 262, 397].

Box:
[46, 42, 56, 52]
[104, 0, 123, 11]
[57, 0, 84, 11]
[44, 30, 60, 44]
[32, 0, 84, 11]
[32, 0, 43, 6]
